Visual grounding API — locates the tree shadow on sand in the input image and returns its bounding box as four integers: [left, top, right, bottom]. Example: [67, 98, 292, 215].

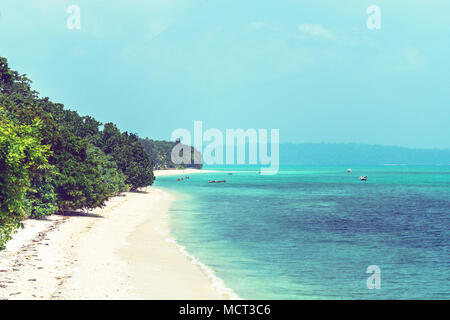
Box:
[57, 211, 104, 218]
[129, 189, 149, 194]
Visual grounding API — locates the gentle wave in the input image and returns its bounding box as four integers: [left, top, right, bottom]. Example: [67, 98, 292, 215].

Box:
[165, 237, 242, 300]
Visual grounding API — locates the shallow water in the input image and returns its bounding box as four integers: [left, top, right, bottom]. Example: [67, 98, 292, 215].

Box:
[154, 166, 450, 299]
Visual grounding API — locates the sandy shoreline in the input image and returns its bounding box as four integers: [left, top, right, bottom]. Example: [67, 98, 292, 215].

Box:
[153, 168, 217, 177]
[0, 170, 228, 300]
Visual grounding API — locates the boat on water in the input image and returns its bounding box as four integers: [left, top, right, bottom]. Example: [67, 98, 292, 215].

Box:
[347, 168, 352, 173]
[360, 176, 368, 181]
[209, 180, 226, 183]
[177, 178, 184, 181]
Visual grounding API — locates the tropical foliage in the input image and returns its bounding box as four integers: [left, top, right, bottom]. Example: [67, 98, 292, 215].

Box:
[140, 138, 203, 170]
[0, 110, 50, 247]
[0, 57, 182, 249]
[0, 56, 202, 248]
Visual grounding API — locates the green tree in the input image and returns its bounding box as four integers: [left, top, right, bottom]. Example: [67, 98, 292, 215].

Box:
[0, 56, 162, 249]
[52, 132, 111, 212]
[98, 123, 154, 190]
[0, 110, 51, 248]
[0, 57, 116, 213]
[140, 138, 203, 169]
[87, 144, 128, 195]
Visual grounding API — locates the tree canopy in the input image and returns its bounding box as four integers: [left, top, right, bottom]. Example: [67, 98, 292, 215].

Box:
[0, 56, 202, 248]
[0, 57, 177, 248]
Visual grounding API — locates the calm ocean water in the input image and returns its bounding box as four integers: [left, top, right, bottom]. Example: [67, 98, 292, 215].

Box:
[154, 167, 450, 299]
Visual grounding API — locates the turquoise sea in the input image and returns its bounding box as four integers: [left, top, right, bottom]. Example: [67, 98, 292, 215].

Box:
[154, 167, 450, 299]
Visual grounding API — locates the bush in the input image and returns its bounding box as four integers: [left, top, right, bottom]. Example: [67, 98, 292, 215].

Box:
[0, 112, 50, 248]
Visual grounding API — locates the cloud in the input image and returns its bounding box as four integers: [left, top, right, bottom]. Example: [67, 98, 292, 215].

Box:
[297, 24, 334, 40]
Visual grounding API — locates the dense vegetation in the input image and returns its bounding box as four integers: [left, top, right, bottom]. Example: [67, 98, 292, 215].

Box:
[0, 57, 198, 249]
[140, 138, 202, 170]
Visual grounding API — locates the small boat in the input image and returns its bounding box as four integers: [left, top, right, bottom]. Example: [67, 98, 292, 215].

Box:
[209, 180, 226, 183]
[176, 178, 184, 181]
[360, 176, 368, 181]
[347, 169, 352, 173]
[185, 176, 190, 179]
[228, 173, 233, 175]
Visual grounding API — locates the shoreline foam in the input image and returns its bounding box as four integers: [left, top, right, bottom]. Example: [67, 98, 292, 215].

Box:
[153, 168, 240, 299]
[116, 188, 227, 299]
[165, 236, 241, 300]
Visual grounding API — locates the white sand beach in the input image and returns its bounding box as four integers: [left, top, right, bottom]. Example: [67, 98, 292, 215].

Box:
[153, 168, 216, 177]
[0, 170, 227, 300]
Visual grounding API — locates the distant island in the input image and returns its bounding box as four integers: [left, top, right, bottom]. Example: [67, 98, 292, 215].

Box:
[208, 143, 450, 167]
[279, 143, 450, 166]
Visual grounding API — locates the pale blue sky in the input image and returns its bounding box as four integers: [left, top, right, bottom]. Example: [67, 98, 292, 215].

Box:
[1, 0, 449, 148]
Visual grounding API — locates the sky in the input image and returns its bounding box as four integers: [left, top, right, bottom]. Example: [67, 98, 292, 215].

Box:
[0, 0, 449, 149]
